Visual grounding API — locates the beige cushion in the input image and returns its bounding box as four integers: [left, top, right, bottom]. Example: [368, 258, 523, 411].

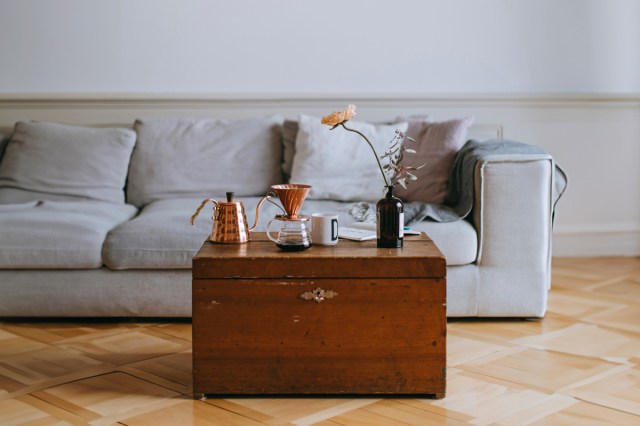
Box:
[395, 117, 474, 204]
[290, 115, 408, 202]
[0, 122, 136, 204]
[0, 201, 137, 268]
[126, 116, 284, 207]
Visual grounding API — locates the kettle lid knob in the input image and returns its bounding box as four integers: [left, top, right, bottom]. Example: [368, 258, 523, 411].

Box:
[226, 192, 234, 202]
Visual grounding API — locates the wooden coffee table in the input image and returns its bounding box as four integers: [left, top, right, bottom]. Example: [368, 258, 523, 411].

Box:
[192, 232, 446, 397]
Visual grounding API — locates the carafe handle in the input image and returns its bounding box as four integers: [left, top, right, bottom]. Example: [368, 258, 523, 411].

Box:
[190, 199, 219, 225]
[251, 191, 286, 232]
[266, 218, 279, 243]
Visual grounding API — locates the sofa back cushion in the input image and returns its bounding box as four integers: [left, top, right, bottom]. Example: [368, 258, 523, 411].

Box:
[290, 114, 408, 202]
[126, 116, 284, 207]
[0, 122, 137, 204]
[395, 116, 474, 204]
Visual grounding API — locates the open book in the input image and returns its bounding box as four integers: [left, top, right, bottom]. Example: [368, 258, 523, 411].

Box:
[338, 222, 421, 241]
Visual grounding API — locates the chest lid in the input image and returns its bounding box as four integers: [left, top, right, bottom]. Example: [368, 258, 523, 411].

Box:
[193, 233, 445, 279]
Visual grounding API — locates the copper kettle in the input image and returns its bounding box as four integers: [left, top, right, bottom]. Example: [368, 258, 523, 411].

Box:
[190, 192, 268, 244]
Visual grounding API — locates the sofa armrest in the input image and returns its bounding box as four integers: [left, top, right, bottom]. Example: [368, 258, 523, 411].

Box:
[472, 153, 555, 316]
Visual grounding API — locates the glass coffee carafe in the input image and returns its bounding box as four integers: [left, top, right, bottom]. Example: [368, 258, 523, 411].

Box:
[263, 184, 312, 251]
[267, 216, 311, 251]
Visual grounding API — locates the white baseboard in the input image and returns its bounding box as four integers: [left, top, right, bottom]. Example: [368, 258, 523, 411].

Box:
[553, 230, 640, 257]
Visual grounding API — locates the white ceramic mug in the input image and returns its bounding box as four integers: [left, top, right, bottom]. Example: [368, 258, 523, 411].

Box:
[311, 213, 339, 246]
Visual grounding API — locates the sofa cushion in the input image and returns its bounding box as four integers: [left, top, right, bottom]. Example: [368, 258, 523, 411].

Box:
[283, 118, 426, 182]
[126, 116, 284, 207]
[0, 201, 137, 268]
[103, 196, 394, 269]
[0, 187, 111, 204]
[290, 115, 408, 202]
[394, 117, 474, 204]
[103, 198, 212, 270]
[409, 219, 478, 265]
[103, 196, 476, 269]
[0, 122, 137, 204]
[103, 196, 304, 269]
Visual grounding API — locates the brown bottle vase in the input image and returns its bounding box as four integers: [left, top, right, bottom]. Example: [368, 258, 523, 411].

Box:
[376, 186, 404, 248]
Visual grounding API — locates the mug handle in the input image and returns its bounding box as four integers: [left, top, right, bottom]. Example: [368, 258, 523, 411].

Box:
[266, 219, 279, 243]
[331, 218, 338, 241]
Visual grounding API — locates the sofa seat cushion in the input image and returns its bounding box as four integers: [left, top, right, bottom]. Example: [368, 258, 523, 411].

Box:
[0, 201, 137, 268]
[103, 197, 477, 270]
[103, 198, 213, 270]
[103, 196, 316, 270]
[409, 219, 478, 265]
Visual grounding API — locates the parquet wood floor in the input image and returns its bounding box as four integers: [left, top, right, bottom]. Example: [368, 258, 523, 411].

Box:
[0, 257, 638, 425]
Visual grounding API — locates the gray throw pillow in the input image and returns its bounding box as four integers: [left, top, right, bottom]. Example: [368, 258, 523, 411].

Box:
[126, 116, 284, 207]
[0, 122, 137, 204]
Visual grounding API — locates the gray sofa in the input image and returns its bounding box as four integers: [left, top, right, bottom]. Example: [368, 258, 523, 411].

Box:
[0, 115, 560, 317]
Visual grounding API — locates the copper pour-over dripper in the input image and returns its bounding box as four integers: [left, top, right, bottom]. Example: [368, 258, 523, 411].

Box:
[270, 184, 311, 219]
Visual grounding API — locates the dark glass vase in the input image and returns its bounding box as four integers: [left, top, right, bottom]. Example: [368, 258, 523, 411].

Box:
[376, 186, 404, 248]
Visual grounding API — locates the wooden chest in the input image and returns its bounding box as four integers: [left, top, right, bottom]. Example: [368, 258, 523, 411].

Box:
[192, 233, 446, 397]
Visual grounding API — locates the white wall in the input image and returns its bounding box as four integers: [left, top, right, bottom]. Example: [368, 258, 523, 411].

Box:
[0, 0, 639, 256]
[1, 0, 638, 94]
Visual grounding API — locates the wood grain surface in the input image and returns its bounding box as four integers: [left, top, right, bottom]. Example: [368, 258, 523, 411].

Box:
[193, 233, 446, 279]
[193, 278, 446, 396]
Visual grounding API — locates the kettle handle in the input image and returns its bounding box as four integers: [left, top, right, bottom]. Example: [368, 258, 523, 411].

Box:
[190, 199, 219, 225]
[250, 191, 286, 231]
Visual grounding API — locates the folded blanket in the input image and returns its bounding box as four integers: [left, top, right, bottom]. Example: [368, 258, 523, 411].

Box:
[347, 139, 567, 225]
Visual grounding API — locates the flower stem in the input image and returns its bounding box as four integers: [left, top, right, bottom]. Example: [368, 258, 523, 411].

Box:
[340, 122, 390, 187]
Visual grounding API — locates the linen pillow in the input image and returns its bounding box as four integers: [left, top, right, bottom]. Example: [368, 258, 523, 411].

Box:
[0, 122, 137, 204]
[290, 114, 408, 202]
[395, 116, 474, 204]
[126, 115, 284, 207]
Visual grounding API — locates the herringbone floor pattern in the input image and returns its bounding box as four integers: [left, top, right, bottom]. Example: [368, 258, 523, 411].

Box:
[1, 257, 638, 425]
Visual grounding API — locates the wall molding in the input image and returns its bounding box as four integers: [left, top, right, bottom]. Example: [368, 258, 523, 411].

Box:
[553, 222, 640, 257]
[0, 93, 639, 109]
[553, 220, 640, 257]
[553, 230, 640, 257]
